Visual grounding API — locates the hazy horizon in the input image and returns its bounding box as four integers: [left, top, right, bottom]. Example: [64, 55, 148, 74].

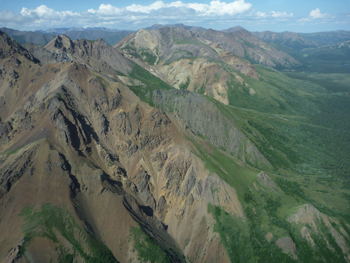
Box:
[0, 0, 349, 33]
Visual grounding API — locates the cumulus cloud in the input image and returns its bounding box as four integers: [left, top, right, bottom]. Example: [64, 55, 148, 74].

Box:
[297, 8, 330, 23]
[20, 5, 80, 22]
[0, 1, 255, 29]
[88, 0, 252, 17]
[309, 8, 326, 19]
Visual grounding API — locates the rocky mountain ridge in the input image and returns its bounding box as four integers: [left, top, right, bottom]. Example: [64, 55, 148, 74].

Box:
[0, 30, 261, 263]
[196, 27, 300, 67]
[115, 27, 263, 105]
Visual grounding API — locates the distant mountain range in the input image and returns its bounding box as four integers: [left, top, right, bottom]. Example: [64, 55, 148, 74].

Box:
[0, 27, 56, 47]
[0, 27, 134, 47]
[252, 31, 319, 51]
[3, 25, 350, 48]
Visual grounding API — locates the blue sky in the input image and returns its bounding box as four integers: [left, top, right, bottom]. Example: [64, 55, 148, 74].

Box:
[0, 0, 349, 32]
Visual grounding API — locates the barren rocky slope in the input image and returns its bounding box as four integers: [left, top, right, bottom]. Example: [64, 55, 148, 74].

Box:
[1, 31, 350, 263]
[0, 32, 219, 263]
[0, 31, 261, 263]
[45, 35, 133, 77]
[208, 26, 301, 67]
[115, 27, 260, 105]
[115, 27, 302, 107]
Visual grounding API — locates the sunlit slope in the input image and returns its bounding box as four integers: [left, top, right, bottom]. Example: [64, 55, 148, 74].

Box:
[115, 27, 302, 106]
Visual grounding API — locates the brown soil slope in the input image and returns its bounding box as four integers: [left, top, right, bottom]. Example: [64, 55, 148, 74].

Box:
[0, 31, 254, 263]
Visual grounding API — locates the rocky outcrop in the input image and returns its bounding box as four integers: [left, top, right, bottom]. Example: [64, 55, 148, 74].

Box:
[153, 89, 270, 167]
[0, 31, 39, 63]
[288, 204, 334, 231]
[276, 237, 298, 259]
[0, 146, 35, 199]
[45, 35, 133, 76]
[288, 204, 350, 258]
[257, 171, 278, 192]
[23, 43, 72, 65]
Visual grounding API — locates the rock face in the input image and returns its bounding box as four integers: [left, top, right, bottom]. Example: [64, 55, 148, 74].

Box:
[152, 89, 270, 167]
[257, 171, 278, 192]
[0, 31, 39, 63]
[44, 35, 133, 76]
[276, 237, 298, 259]
[0, 31, 248, 263]
[23, 43, 72, 65]
[288, 204, 350, 259]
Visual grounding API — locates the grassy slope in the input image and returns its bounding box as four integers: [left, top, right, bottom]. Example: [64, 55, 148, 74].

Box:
[130, 225, 185, 263]
[19, 203, 118, 263]
[123, 49, 350, 261]
[205, 66, 350, 261]
[127, 56, 350, 178]
[270, 40, 350, 74]
[189, 133, 350, 262]
[222, 66, 350, 178]
[128, 62, 173, 107]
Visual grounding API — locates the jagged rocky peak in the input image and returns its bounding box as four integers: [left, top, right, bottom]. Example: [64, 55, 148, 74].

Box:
[45, 34, 132, 76]
[0, 30, 13, 44]
[0, 31, 38, 63]
[50, 34, 75, 52]
[22, 42, 73, 65]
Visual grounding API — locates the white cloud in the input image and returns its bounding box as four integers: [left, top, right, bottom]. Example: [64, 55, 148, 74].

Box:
[0, 1, 347, 31]
[257, 11, 293, 18]
[21, 5, 79, 20]
[297, 8, 330, 23]
[88, 0, 252, 17]
[205, 0, 252, 15]
[0, 1, 256, 30]
[309, 8, 326, 19]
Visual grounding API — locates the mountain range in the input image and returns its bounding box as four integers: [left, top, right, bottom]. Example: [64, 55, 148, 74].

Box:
[3, 25, 350, 49]
[0, 24, 350, 263]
